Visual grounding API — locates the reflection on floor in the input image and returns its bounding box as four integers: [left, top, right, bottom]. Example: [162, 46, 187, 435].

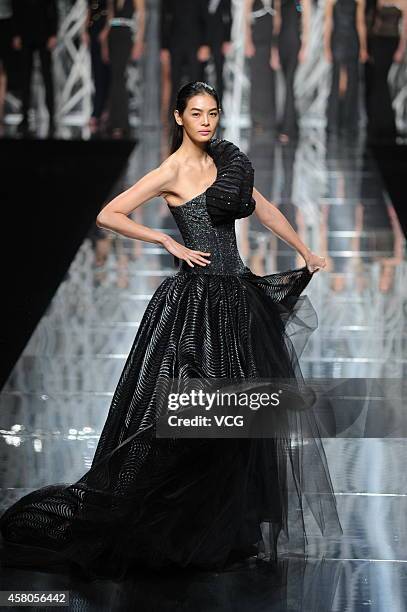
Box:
[1, 127, 406, 611]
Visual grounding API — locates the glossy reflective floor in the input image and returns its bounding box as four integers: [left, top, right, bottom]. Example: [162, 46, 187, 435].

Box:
[1, 126, 406, 611]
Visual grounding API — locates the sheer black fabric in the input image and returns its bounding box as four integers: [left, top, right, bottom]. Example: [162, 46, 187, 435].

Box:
[0, 140, 341, 581]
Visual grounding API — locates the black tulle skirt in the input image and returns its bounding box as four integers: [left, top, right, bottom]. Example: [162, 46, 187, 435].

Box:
[0, 265, 342, 580]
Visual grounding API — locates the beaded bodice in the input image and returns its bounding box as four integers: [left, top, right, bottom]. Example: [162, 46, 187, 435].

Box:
[168, 192, 252, 275]
[166, 138, 257, 275]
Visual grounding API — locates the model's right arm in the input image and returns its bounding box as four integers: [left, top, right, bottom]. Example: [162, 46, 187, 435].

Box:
[323, 0, 334, 62]
[300, 0, 312, 58]
[96, 164, 212, 267]
[244, 0, 255, 56]
[96, 164, 175, 244]
[356, 0, 368, 62]
[11, 0, 23, 46]
[394, 0, 407, 62]
[99, 0, 113, 43]
[81, 5, 91, 45]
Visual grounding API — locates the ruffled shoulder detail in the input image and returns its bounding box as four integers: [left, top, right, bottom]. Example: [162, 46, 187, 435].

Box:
[205, 138, 256, 226]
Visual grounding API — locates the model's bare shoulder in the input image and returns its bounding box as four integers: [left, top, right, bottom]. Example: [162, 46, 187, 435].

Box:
[138, 158, 178, 197]
[158, 153, 182, 200]
[96, 157, 180, 222]
[125, 157, 178, 204]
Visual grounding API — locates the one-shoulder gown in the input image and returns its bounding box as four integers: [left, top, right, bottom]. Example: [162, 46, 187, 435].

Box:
[0, 138, 341, 580]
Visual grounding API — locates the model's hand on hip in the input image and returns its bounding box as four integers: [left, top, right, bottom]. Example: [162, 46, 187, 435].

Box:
[163, 236, 211, 268]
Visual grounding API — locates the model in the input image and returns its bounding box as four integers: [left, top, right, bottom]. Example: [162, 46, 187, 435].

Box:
[245, 0, 278, 131]
[12, 0, 58, 137]
[324, 0, 368, 135]
[365, 0, 407, 140]
[275, 0, 311, 143]
[100, 0, 145, 139]
[82, 0, 111, 135]
[0, 81, 341, 581]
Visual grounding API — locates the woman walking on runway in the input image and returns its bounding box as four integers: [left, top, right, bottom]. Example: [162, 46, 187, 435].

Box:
[100, 0, 145, 138]
[0, 81, 341, 581]
[324, 0, 368, 136]
[274, 0, 311, 143]
[365, 0, 407, 140]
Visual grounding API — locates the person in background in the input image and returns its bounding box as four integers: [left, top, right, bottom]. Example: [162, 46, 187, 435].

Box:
[244, 0, 279, 133]
[11, 0, 58, 137]
[323, 0, 368, 137]
[82, 0, 111, 135]
[160, 0, 210, 121]
[100, 0, 145, 139]
[273, 0, 311, 144]
[200, 0, 233, 110]
[0, 0, 13, 133]
[159, 0, 172, 125]
[365, 0, 407, 141]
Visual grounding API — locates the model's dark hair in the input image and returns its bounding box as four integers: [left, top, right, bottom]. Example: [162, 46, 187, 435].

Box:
[170, 81, 221, 154]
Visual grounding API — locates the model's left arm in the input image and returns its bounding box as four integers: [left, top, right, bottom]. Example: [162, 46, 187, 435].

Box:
[132, 0, 145, 59]
[267, 0, 281, 69]
[394, 0, 407, 62]
[299, 0, 311, 62]
[222, 0, 233, 42]
[252, 187, 326, 272]
[197, 0, 211, 61]
[356, 0, 368, 62]
[46, 0, 58, 51]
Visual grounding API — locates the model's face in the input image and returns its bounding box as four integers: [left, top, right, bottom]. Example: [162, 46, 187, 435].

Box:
[175, 94, 220, 142]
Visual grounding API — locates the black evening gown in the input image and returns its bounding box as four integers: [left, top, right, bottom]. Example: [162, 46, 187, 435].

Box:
[278, 0, 301, 138]
[365, 4, 402, 140]
[0, 138, 341, 580]
[326, 0, 360, 133]
[249, 0, 277, 129]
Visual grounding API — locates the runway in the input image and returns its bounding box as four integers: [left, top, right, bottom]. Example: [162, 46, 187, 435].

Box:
[0, 125, 406, 611]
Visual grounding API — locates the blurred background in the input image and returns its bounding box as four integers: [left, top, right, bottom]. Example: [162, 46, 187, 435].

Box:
[0, 0, 406, 142]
